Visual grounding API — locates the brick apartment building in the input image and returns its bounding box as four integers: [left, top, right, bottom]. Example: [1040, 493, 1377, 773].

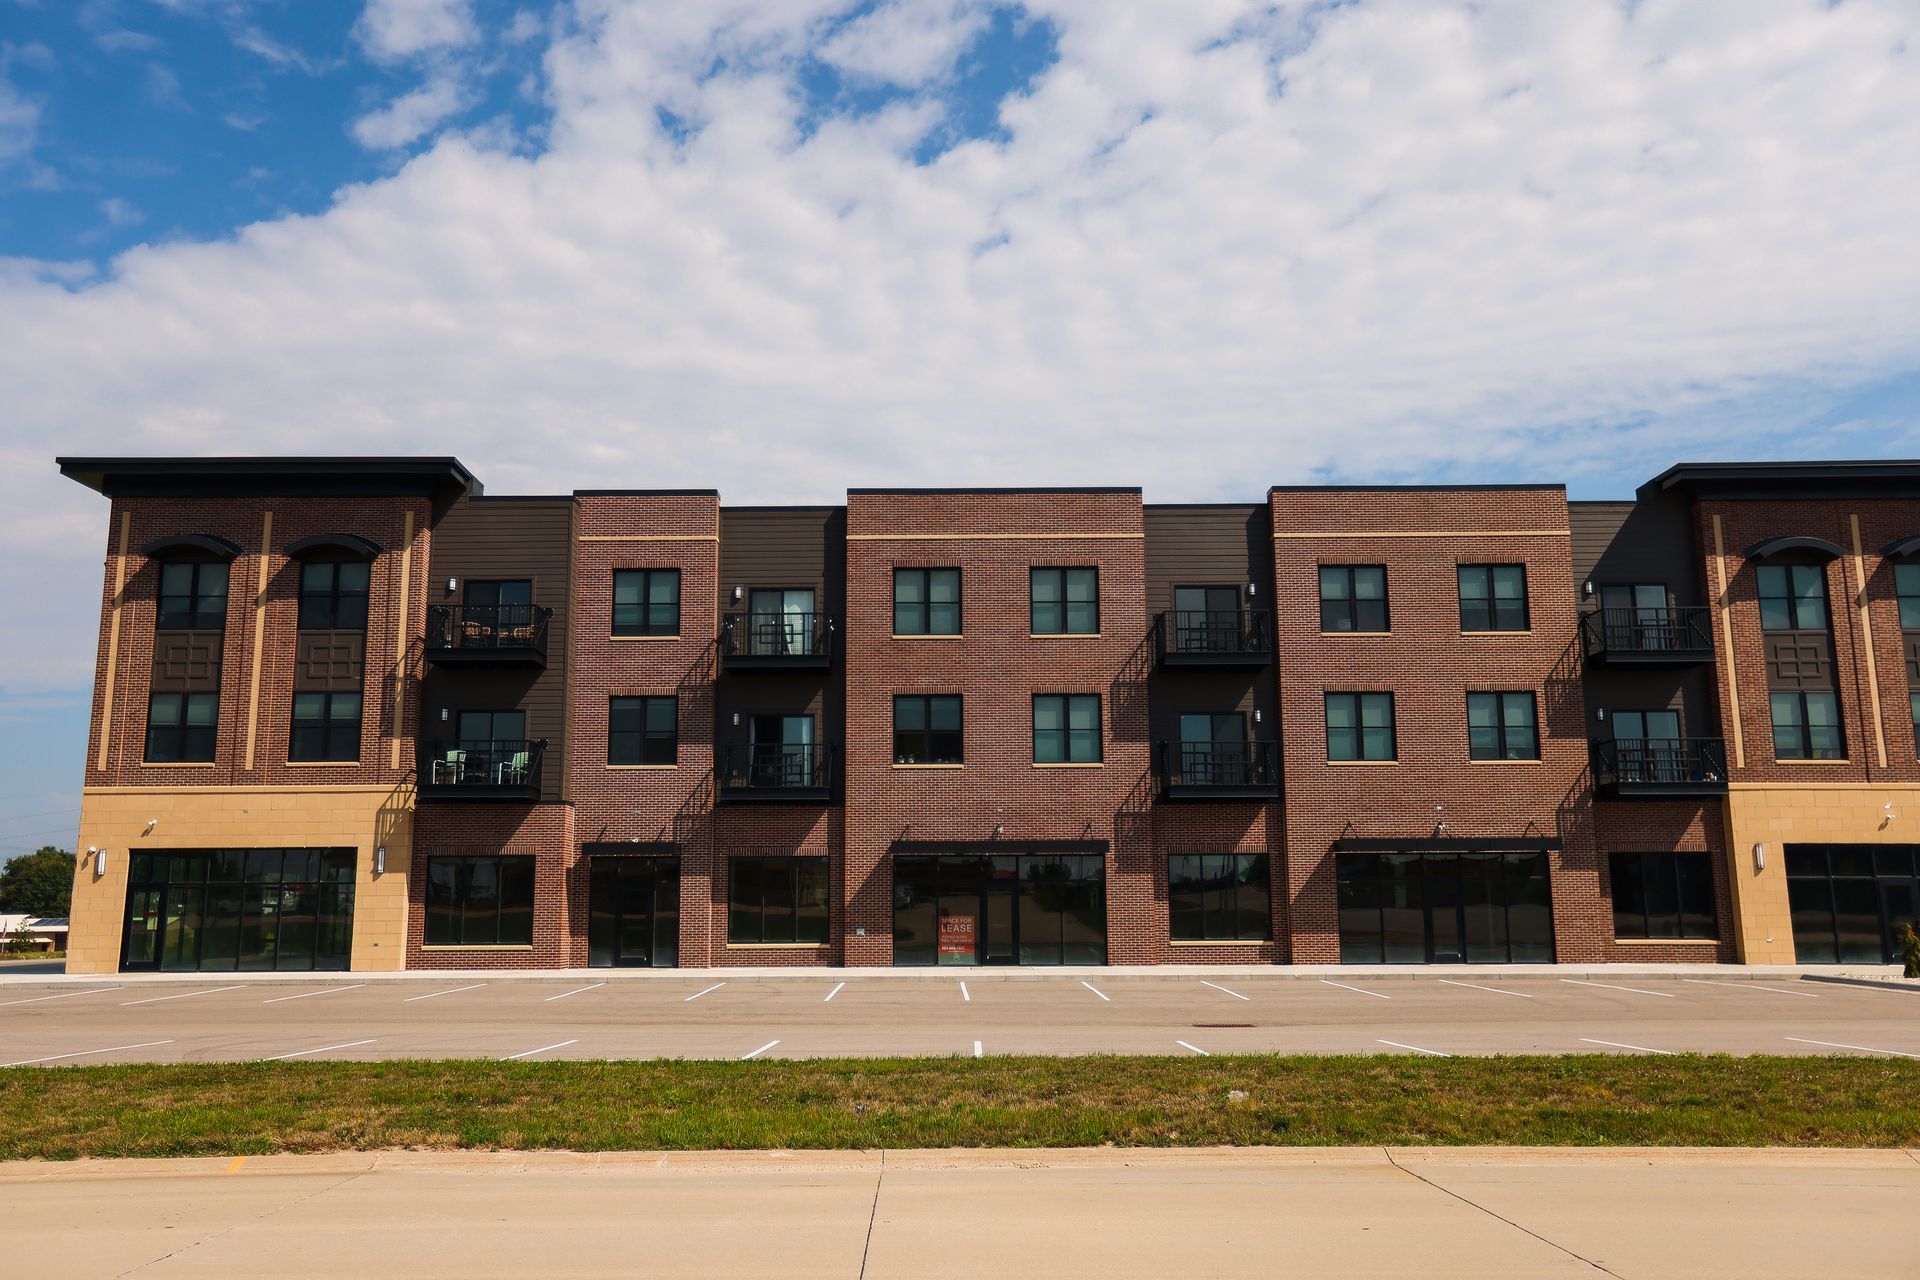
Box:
[52, 456, 1920, 973]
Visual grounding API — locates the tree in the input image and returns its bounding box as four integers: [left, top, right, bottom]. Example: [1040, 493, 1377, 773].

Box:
[0, 846, 75, 918]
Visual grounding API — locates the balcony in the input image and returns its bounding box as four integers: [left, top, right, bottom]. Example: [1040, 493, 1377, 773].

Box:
[424, 604, 551, 667]
[716, 743, 835, 804]
[419, 738, 547, 802]
[1579, 607, 1713, 666]
[1592, 737, 1728, 799]
[1155, 740, 1281, 802]
[719, 612, 834, 671]
[1154, 610, 1273, 668]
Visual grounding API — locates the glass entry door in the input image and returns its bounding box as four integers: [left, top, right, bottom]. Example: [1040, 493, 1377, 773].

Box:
[747, 589, 815, 655]
[118, 849, 356, 972]
[749, 715, 815, 787]
[892, 854, 1106, 966]
[1613, 709, 1683, 783]
[1172, 586, 1242, 652]
[588, 856, 680, 968]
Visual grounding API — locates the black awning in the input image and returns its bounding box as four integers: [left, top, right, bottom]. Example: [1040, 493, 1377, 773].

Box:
[285, 532, 383, 559]
[1744, 534, 1844, 561]
[139, 532, 244, 559]
[1331, 837, 1560, 853]
[581, 841, 679, 856]
[890, 839, 1109, 855]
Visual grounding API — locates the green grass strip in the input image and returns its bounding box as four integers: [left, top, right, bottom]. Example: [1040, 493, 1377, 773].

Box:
[3, 1055, 1917, 1160]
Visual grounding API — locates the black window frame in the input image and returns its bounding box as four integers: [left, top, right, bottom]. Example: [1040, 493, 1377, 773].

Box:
[1458, 564, 1530, 633]
[1466, 691, 1540, 761]
[611, 568, 681, 637]
[893, 567, 962, 636]
[1896, 564, 1920, 632]
[1609, 851, 1718, 940]
[727, 856, 830, 944]
[893, 694, 964, 765]
[1325, 691, 1397, 762]
[1317, 564, 1389, 633]
[296, 559, 371, 631]
[1030, 567, 1100, 635]
[289, 690, 362, 763]
[145, 691, 219, 763]
[608, 695, 678, 766]
[1033, 693, 1102, 764]
[423, 854, 536, 947]
[1769, 689, 1843, 761]
[1756, 563, 1828, 632]
[1168, 853, 1271, 942]
[155, 559, 230, 632]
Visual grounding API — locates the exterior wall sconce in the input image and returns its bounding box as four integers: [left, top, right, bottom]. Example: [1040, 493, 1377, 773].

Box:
[1752, 843, 1766, 872]
[93, 847, 107, 875]
[374, 846, 387, 875]
[446, 577, 457, 594]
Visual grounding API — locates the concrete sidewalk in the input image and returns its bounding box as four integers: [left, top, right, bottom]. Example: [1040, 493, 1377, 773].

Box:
[4, 1147, 1917, 1278]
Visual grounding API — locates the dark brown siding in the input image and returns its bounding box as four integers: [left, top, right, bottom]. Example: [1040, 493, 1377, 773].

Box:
[1142, 504, 1277, 747]
[714, 508, 846, 754]
[421, 495, 572, 800]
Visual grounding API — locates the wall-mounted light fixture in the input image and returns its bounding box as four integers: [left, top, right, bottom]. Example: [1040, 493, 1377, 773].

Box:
[374, 846, 387, 874]
[731, 712, 740, 726]
[440, 707, 449, 721]
[1247, 581, 1257, 597]
[1253, 708, 1262, 723]
[1752, 842, 1767, 872]
[732, 585, 744, 602]
[94, 847, 107, 875]
[1596, 706, 1607, 721]
[446, 577, 457, 595]
[1583, 579, 1594, 597]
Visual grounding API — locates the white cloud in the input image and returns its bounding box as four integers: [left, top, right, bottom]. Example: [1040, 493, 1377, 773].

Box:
[817, 0, 993, 86]
[355, 0, 477, 62]
[6, 0, 1920, 699]
[350, 75, 468, 148]
[0, 73, 35, 165]
[98, 196, 143, 227]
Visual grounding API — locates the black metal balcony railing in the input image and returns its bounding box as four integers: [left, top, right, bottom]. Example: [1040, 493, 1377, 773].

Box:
[1592, 737, 1728, 798]
[424, 604, 552, 664]
[1155, 740, 1280, 800]
[716, 742, 835, 803]
[420, 738, 547, 799]
[719, 613, 834, 669]
[1579, 606, 1713, 664]
[1154, 610, 1273, 667]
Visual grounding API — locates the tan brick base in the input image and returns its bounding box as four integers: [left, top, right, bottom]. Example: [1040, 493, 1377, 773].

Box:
[1723, 782, 1920, 964]
[68, 784, 414, 974]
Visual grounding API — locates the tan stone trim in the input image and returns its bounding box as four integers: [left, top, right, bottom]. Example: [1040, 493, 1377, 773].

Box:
[891, 634, 965, 640]
[390, 510, 413, 771]
[578, 534, 719, 542]
[1270, 529, 1570, 540]
[606, 764, 678, 771]
[1850, 514, 1889, 768]
[96, 511, 132, 772]
[1460, 630, 1534, 637]
[243, 510, 272, 771]
[1730, 780, 1920, 792]
[1711, 514, 1744, 768]
[1611, 937, 1720, 946]
[1468, 758, 1544, 765]
[1168, 939, 1270, 946]
[283, 759, 362, 767]
[85, 783, 405, 796]
[1772, 757, 1854, 766]
[1030, 633, 1103, 639]
[609, 634, 682, 642]
[1325, 759, 1399, 766]
[893, 763, 964, 770]
[136, 761, 219, 769]
[849, 532, 1143, 542]
[1319, 631, 1393, 638]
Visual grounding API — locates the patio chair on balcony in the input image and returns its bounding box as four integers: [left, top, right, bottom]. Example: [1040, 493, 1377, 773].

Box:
[498, 749, 531, 786]
[432, 749, 467, 786]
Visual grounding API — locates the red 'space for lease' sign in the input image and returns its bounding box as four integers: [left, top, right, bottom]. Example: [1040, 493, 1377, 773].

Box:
[937, 914, 976, 957]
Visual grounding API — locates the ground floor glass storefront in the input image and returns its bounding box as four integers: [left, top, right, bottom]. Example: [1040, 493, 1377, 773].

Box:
[588, 853, 680, 968]
[893, 853, 1106, 965]
[1336, 850, 1554, 964]
[120, 848, 356, 972]
[1786, 844, 1920, 964]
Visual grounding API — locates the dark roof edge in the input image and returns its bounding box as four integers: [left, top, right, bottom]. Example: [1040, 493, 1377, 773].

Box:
[1270, 483, 1565, 494]
[848, 487, 1142, 496]
[58, 456, 476, 499]
[573, 489, 721, 497]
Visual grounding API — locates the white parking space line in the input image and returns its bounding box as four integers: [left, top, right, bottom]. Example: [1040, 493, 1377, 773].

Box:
[1320, 979, 1391, 1000]
[1081, 980, 1111, 1002]
[1561, 979, 1676, 999]
[0, 986, 123, 1007]
[547, 983, 607, 1003]
[502, 1040, 578, 1061]
[1199, 980, 1249, 1001]
[1175, 1040, 1211, 1056]
[3, 1039, 174, 1067]
[262, 984, 366, 1004]
[262, 1039, 377, 1062]
[683, 983, 726, 1002]
[741, 1040, 779, 1060]
[972, 1040, 983, 1058]
[1786, 1036, 1920, 1059]
[121, 985, 243, 1007]
[959, 982, 971, 1002]
[1682, 978, 1819, 999]
[1437, 979, 1532, 999]
[823, 982, 846, 1003]
[1580, 1038, 1677, 1056]
[405, 984, 487, 1003]
[1377, 1039, 1450, 1057]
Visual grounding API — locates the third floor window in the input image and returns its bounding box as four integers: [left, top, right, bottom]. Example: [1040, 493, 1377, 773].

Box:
[613, 569, 680, 636]
[157, 560, 229, 631]
[298, 561, 370, 630]
[1897, 564, 1920, 631]
[1033, 694, 1101, 764]
[1756, 563, 1827, 632]
[1458, 564, 1529, 632]
[1030, 567, 1099, 635]
[894, 568, 961, 635]
[1318, 565, 1388, 633]
[1467, 691, 1539, 761]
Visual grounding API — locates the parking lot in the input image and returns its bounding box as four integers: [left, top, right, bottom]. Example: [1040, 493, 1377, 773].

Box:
[2, 969, 1917, 1065]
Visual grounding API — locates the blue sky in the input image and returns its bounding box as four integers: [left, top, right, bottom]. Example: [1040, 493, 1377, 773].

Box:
[3, 0, 1920, 859]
